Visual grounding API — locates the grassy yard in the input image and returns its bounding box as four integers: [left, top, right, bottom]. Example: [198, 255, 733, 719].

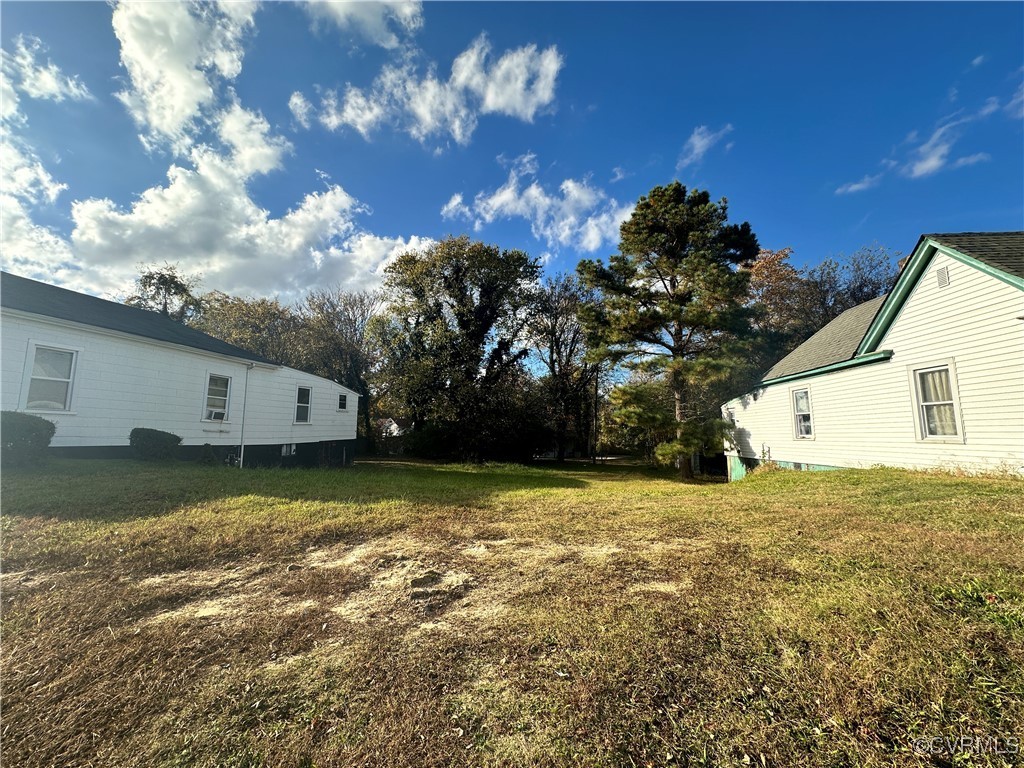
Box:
[1, 459, 1022, 767]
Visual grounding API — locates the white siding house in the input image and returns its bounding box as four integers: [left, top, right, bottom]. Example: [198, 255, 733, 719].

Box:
[1, 272, 359, 467]
[723, 232, 1024, 480]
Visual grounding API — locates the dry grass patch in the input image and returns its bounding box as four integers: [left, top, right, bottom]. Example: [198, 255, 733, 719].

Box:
[2, 460, 1022, 767]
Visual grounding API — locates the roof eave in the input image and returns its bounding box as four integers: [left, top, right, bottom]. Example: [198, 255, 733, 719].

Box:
[757, 349, 894, 388]
[856, 237, 1024, 356]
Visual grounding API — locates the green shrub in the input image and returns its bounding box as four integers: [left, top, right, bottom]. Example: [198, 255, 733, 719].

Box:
[129, 428, 182, 461]
[1, 411, 57, 468]
[196, 443, 219, 466]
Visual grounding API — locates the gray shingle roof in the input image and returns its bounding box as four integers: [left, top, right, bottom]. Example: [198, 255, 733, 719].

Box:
[1, 272, 278, 365]
[927, 231, 1023, 279]
[762, 295, 887, 381]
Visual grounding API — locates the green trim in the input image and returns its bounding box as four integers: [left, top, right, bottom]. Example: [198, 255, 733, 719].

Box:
[759, 350, 893, 387]
[944, 248, 1024, 291]
[856, 239, 933, 355]
[857, 238, 1024, 355]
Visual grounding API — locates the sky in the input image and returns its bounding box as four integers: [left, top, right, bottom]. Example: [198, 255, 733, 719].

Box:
[2, 1, 1022, 304]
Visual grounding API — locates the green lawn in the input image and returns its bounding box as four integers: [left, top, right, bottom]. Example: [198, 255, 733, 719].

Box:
[2, 459, 1022, 767]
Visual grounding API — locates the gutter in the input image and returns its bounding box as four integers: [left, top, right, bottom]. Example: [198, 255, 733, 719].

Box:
[238, 363, 253, 468]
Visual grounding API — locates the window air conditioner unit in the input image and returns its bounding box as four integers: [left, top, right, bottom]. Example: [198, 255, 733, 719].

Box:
[208, 410, 226, 421]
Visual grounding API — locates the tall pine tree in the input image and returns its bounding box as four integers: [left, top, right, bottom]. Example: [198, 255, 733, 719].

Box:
[578, 183, 758, 478]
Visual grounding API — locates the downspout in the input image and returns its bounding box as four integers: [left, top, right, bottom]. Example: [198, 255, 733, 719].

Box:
[238, 363, 254, 468]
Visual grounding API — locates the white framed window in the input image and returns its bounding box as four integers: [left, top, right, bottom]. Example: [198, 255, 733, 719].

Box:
[791, 387, 813, 439]
[911, 363, 963, 441]
[24, 344, 77, 411]
[295, 386, 311, 423]
[281, 443, 296, 457]
[338, 393, 348, 411]
[204, 374, 231, 421]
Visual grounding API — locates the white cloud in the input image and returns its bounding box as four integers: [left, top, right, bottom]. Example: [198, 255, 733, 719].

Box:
[320, 85, 388, 138]
[451, 35, 562, 122]
[1006, 79, 1023, 120]
[1, 2, 432, 302]
[2, 140, 67, 205]
[289, 91, 313, 129]
[440, 193, 470, 220]
[610, 166, 630, 183]
[3, 34, 93, 104]
[971, 54, 987, 68]
[835, 173, 883, 195]
[834, 84, 1013, 193]
[217, 101, 293, 176]
[979, 96, 999, 116]
[905, 123, 958, 178]
[302, 1, 423, 49]
[316, 34, 562, 145]
[952, 152, 991, 168]
[64, 145, 387, 298]
[677, 123, 733, 169]
[321, 232, 435, 284]
[111, 0, 256, 152]
[444, 153, 632, 254]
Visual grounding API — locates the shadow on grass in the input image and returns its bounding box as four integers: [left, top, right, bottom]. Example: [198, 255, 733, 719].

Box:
[0, 458, 597, 523]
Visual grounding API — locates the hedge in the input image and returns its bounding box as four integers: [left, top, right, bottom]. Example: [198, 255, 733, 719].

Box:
[1, 411, 57, 467]
[129, 427, 182, 461]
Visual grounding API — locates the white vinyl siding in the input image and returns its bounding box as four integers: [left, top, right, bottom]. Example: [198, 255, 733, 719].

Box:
[725, 250, 1024, 474]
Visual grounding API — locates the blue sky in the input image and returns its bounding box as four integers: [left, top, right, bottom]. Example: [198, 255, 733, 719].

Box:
[3, 2, 1022, 302]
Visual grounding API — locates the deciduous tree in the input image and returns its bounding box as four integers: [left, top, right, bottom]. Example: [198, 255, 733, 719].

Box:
[529, 274, 599, 460]
[378, 235, 541, 461]
[126, 264, 204, 323]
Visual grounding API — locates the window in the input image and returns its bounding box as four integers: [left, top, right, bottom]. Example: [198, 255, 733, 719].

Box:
[281, 443, 296, 457]
[792, 388, 813, 438]
[205, 375, 230, 421]
[914, 366, 959, 438]
[295, 386, 311, 423]
[26, 345, 76, 411]
[338, 394, 348, 410]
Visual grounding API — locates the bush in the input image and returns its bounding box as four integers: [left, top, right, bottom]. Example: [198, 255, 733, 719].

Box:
[1, 411, 57, 468]
[129, 427, 182, 461]
[196, 443, 219, 466]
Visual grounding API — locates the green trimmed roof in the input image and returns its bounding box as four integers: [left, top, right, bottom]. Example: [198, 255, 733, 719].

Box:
[1, 271, 278, 366]
[925, 232, 1023, 280]
[761, 295, 887, 381]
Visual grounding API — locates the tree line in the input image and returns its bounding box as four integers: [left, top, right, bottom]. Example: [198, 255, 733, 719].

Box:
[126, 181, 899, 475]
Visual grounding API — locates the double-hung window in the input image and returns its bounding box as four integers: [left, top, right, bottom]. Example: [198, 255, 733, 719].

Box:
[205, 375, 230, 421]
[913, 365, 960, 439]
[295, 386, 311, 423]
[26, 345, 77, 411]
[338, 394, 348, 411]
[792, 388, 813, 439]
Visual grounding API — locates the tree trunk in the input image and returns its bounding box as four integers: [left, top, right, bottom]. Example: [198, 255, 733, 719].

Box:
[674, 384, 694, 480]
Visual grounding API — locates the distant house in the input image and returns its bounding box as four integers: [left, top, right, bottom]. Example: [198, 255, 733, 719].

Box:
[1, 272, 359, 467]
[723, 232, 1024, 480]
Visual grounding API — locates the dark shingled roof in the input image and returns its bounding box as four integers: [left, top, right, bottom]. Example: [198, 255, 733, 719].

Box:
[761, 295, 887, 381]
[1, 271, 278, 366]
[927, 231, 1024, 279]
